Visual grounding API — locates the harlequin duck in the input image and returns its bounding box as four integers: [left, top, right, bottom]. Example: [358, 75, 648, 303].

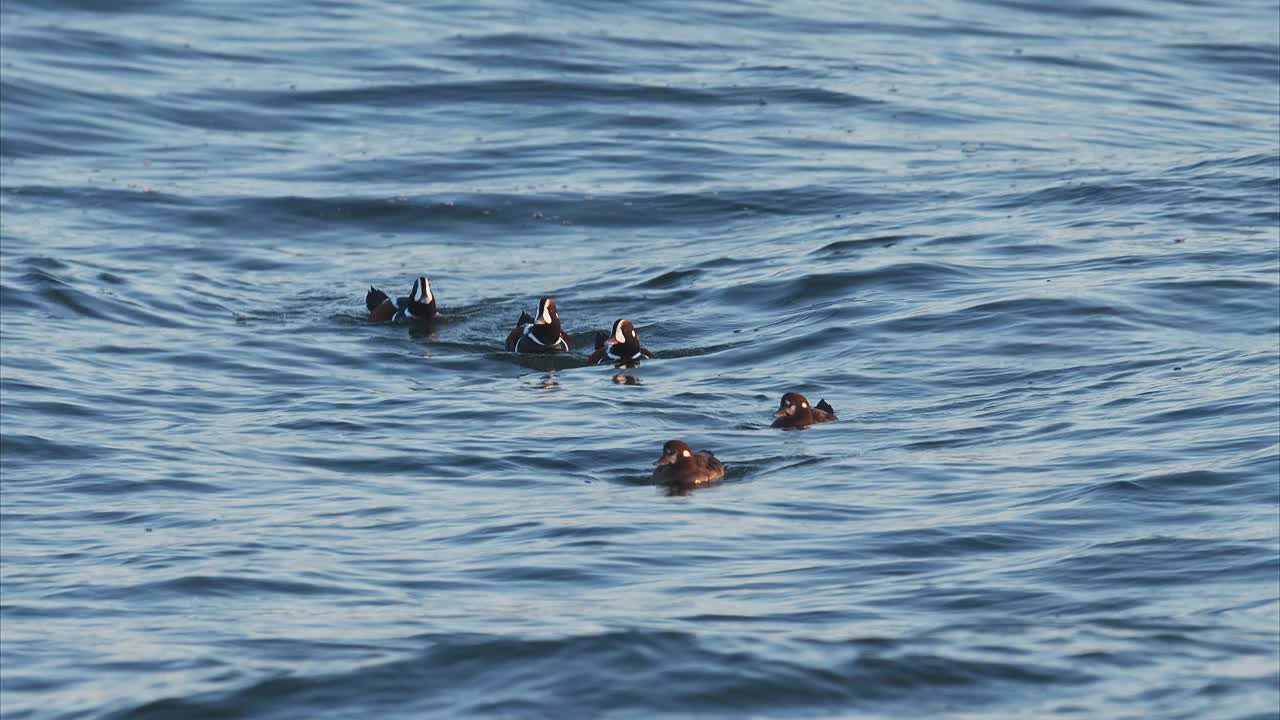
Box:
[587, 319, 654, 366]
[505, 296, 572, 353]
[771, 392, 837, 429]
[651, 440, 724, 487]
[366, 276, 436, 323]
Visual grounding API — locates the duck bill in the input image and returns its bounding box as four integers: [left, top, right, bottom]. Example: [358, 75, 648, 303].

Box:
[655, 455, 675, 466]
[773, 409, 789, 417]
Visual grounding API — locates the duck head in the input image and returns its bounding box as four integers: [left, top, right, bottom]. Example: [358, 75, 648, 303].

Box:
[535, 297, 559, 326]
[410, 276, 434, 307]
[607, 318, 641, 350]
[655, 440, 693, 466]
[774, 392, 811, 418]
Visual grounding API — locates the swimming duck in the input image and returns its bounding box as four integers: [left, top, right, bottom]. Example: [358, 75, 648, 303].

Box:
[505, 296, 572, 353]
[587, 319, 654, 366]
[366, 277, 436, 323]
[771, 392, 837, 429]
[651, 440, 724, 487]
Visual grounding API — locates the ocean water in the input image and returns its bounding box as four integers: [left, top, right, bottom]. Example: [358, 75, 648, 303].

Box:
[1, 0, 1277, 717]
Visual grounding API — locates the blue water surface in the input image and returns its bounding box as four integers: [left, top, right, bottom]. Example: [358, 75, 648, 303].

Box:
[1, 0, 1278, 718]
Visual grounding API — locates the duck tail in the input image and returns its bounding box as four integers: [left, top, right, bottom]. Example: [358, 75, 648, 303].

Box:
[594, 330, 607, 350]
[366, 286, 389, 312]
[816, 399, 836, 416]
[516, 310, 534, 327]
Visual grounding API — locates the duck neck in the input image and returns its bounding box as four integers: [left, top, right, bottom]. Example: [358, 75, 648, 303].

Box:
[608, 339, 640, 359]
[530, 321, 561, 345]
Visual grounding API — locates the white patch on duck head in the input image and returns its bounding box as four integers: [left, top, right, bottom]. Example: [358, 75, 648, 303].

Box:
[611, 319, 628, 345]
[681, 449, 691, 457]
[537, 297, 554, 325]
[413, 277, 433, 305]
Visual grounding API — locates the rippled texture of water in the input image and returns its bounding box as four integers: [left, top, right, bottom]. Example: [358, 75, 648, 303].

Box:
[2, 0, 1278, 718]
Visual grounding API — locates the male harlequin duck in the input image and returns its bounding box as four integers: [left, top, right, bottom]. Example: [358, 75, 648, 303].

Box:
[587, 319, 654, 366]
[505, 296, 572, 353]
[771, 392, 837, 429]
[366, 277, 436, 323]
[651, 440, 724, 487]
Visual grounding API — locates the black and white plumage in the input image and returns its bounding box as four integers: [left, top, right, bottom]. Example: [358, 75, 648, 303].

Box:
[366, 276, 437, 323]
[587, 319, 653, 366]
[505, 297, 572, 353]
